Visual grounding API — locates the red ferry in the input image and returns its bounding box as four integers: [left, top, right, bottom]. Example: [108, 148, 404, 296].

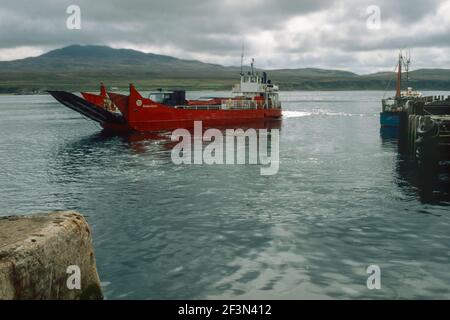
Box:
[48, 60, 282, 132]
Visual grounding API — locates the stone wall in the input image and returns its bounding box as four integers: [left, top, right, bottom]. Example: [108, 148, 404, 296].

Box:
[0, 211, 103, 300]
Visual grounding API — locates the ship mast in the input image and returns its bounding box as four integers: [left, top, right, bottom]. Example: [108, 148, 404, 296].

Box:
[240, 43, 245, 76]
[404, 50, 411, 89]
[396, 51, 402, 99]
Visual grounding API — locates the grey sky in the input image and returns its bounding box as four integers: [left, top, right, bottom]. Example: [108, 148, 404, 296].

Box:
[0, 0, 449, 73]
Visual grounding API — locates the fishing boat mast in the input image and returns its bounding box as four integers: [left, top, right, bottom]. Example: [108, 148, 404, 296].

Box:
[404, 50, 411, 88]
[396, 51, 402, 99]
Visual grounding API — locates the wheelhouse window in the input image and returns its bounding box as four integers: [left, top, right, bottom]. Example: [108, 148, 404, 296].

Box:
[149, 92, 171, 103]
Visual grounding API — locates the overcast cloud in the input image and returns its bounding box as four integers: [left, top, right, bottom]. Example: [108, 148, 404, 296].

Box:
[0, 0, 449, 73]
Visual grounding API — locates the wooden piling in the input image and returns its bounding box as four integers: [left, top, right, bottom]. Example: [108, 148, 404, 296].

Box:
[399, 98, 450, 165]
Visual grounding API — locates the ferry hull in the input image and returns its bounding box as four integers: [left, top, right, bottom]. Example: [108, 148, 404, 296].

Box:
[107, 90, 281, 131]
[102, 117, 282, 132]
[48, 89, 282, 133]
[101, 116, 281, 132]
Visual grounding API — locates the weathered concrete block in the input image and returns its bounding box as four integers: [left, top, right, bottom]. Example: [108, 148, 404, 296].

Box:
[0, 211, 103, 300]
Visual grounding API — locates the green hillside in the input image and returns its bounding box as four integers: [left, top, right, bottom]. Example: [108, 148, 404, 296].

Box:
[1, 45, 450, 93]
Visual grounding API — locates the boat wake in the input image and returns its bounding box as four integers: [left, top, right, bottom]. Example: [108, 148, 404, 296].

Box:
[283, 109, 375, 118]
[282, 111, 313, 118]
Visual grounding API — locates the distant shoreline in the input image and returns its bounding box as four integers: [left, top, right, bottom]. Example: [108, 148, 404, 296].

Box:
[2, 45, 450, 96]
[3, 88, 450, 96]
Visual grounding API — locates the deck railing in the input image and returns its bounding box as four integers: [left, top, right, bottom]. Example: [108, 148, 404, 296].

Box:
[174, 100, 281, 110]
[175, 105, 222, 110]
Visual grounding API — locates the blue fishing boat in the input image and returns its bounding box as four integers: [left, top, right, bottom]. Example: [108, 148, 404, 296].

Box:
[380, 51, 421, 127]
[380, 111, 401, 127]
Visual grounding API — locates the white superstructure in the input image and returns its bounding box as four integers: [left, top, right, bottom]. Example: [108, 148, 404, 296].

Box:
[232, 58, 281, 109]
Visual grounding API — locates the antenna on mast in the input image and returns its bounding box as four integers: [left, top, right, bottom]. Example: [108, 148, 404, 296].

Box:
[403, 49, 411, 87]
[240, 42, 245, 76]
[396, 49, 402, 99]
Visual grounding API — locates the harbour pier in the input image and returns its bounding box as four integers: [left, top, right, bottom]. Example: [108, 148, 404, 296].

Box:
[399, 96, 450, 168]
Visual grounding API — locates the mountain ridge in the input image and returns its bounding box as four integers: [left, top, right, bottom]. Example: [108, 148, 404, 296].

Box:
[1, 45, 450, 93]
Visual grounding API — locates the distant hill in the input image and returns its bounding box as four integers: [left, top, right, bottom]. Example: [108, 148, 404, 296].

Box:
[1, 45, 450, 93]
[1, 45, 232, 73]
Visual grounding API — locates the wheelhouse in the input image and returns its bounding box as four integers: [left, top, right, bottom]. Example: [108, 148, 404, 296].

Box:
[148, 90, 187, 106]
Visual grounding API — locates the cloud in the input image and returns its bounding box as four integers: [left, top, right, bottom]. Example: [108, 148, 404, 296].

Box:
[0, 0, 449, 73]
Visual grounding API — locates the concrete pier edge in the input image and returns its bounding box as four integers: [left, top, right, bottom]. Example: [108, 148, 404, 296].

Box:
[0, 211, 103, 300]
